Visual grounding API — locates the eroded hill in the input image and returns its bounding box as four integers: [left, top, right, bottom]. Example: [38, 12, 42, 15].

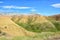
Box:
[0, 14, 60, 40]
[11, 14, 57, 32]
[0, 16, 36, 38]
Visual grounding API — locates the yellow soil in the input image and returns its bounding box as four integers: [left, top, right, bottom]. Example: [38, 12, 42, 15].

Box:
[0, 16, 35, 36]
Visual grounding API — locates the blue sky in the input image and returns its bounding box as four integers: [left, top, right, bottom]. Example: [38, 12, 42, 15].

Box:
[0, 0, 60, 16]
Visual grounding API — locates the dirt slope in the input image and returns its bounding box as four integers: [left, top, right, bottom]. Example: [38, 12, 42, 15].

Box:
[0, 16, 35, 37]
[11, 14, 52, 23]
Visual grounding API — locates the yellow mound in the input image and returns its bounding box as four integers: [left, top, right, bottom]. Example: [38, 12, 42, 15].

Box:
[12, 15, 55, 27]
[0, 16, 35, 37]
[12, 15, 48, 23]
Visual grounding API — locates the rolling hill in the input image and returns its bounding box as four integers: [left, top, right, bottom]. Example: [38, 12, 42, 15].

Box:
[0, 14, 60, 40]
[11, 14, 57, 32]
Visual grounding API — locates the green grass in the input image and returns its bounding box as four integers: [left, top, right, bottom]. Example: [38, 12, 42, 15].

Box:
[0, 32, 60, 40]
[51, 21, 60, 31]
[12, 36, 41, 40]
[47, 17, 60, 31]
[48, 18, 60, 31]
[16, 21, 57, 33]
[0, 37, 7, 40]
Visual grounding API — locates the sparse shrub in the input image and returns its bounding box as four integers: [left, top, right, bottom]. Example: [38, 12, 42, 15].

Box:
[2, 32, 6, 35]
[0, 30, 2, 34]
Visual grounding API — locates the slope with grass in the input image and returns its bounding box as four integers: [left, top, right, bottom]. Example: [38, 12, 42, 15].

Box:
[47, 14, 60, 31]
[0, 14, 60, 40]
[11, 14, 57, 33]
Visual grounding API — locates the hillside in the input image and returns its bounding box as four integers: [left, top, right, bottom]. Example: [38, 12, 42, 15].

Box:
[11, 14, 57, 32]
[47, 14, 60, 31]
[48, 14, 60, 21]
[0, 16, 36, 38]
[0, 14, 60, 40]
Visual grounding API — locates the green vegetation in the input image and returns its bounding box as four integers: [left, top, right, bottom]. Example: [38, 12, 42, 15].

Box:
[16, 22, 57, 33]
[10, 15, 60, 40]
[0, 37, 7, 40]
[13, 16, 57, 33]
[0, 32, 60, 40]
[50, 20, 60, 31]
[11, 15, 59, 32]
[47, 18, 60, 31]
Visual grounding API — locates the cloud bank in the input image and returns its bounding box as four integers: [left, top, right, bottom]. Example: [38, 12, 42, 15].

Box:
[51, 3, 60, 8]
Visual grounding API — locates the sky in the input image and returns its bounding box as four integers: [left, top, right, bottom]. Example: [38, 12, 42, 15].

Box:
[0, 0, 60, 16]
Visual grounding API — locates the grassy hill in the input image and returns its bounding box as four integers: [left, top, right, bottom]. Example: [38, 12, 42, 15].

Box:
[11, 14, 57, 32]
[48, 14, 60, 31]
[0, 14, 60, 40]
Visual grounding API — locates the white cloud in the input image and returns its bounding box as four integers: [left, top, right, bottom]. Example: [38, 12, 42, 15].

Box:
[30, 9, 36, 12]
[16, 7, 31, 9]
[1, 6, 31, 9]
[0, 1, 3, 3]
[2, 6, 14, 9]
[51, 3, 60, 8]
